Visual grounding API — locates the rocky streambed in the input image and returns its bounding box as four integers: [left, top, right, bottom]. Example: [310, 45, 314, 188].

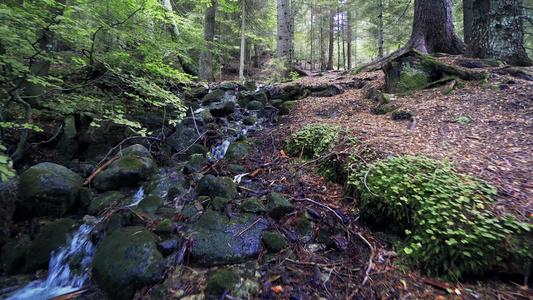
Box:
[0, 81, 355, 299]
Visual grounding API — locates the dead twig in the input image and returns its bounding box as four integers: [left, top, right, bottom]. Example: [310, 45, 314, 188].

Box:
[236, 218, 262, 236]
[294, 198, 344, 221]
[84, 156, 118, 186]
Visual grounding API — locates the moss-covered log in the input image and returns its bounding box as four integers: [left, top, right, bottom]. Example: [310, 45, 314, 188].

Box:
[383, 50, 486, 94]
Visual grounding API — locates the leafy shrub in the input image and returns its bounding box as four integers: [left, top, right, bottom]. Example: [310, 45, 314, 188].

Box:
[285, 123, 340, 159]
[349, 155, 532, 279]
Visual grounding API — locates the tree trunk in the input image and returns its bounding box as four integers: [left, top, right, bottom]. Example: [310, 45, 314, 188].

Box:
[239, 0, 245, 81]
[320, 14, 325, 72]
[198, 1, 216, 82]
[463, 0, 474, 45]
[310, 3, 314, 71]
[277, 0, 291, 78]
[347, 10, 352, 69]
[467, 0, 531, 66]
[327, 9, 334, 70]
[405, 0, 465, 54]
[377, 0, 383, 59]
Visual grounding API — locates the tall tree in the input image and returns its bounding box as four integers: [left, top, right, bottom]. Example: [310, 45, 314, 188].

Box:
[405, 0, 465, 54]
[277, 0, 291, 77]
[198, 1, 216, 82]
[239, 0, 246, 81]
[327, 8, 334, 69]
[467, 0, 531, 66]
[377, 0, 384, 58]
[347, 9, 352, 69]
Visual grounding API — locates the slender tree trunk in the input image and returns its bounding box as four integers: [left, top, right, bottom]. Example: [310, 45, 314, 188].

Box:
[239, 0, 245, 81]
[467, 0, 531, 66]
[405, 0, 465, 54]
[310, 3, 314, 71]
[327, 9, 334, 70]
[347, 10, 352, 69]
[463, 0, 474, 45]
[377, 0, 383, 58]
[342, 8, 346, 70]
[277, 0, 291, 77]
[337, 7, 340, 70]
[253, 43, 260, 68]
[320, 14, 325, 72]
[198, 1, 216, 82]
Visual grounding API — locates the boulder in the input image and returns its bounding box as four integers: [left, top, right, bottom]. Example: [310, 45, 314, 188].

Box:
[219, 82, 236, 91]
[224, 141, 248, 161]
[240, 197, 266, 213]
[205, 269, 240, 297]
[262, 231, 286, 252]
[210, 101, 236, 117]
[1, 234, 30, 273]
[92, 145, 157, 191]
[184, 211, 268, 266]
[143, 171, 187, 200]
[88, 191, 127, 215]
[137, 195, 163, 214]
[247, 101, 264, 111]
[196, 175, 237, 200]
[17, 162, 83, 219]
[24, 218, 77, 272]
[243, 116, 258, 125]
[92, 227, 165, 300]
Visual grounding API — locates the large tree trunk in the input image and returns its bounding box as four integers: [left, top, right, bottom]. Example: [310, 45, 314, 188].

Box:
[277, 0, 291, 78]
[239, 0, 245, 81]
[198, 1, 216, 82]
[347, 10, 352, 69]
[405, 0, 465, 55]
[463, 0, 474, 45]
[467, 0, 531, 66]
[377, 0, 383, 59]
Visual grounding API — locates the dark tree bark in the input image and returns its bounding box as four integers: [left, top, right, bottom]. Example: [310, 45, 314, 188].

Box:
[405, 0, 465, 55]
[463, 0, 474, 45]
[198, 0, 216, 82]
[277, 0, 291, 77]
[467, 0, 531, 66]
[377, 0, 384, 59]
[347, 10, 352, 69]
[327, 8, 335, 70]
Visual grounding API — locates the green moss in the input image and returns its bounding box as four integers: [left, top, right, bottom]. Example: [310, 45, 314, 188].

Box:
[280, 101, 296, 115]
[206, 269, 240, 296]
[261, 231, 286, 252]
[117, 155, 146, 171]
[482, 73, 490, 88]
[377, 93, 391, 104]
[397, 63, 428, 93]
[490, 84, 500, 90]
[285, 123, 340, 158]
[353, 66, 365, 75]
[155, 219, 174, 235]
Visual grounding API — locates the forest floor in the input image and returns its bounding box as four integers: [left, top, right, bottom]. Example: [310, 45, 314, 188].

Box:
[240, 59, 533, 299]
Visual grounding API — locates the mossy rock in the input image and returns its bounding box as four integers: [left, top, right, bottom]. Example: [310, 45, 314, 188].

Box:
[228, 164, 247, 173]
[280, 101, 296, 115]
[205, 269, 240, 296]
[137, 195, 163, 214]
[377, 93, 391, 104]
[240, 197, 266, 213]
[24, 218, 77, 272]
[247, 101, 264, 111]
[195, 109, 213, 122]
[219, 81, 236, 91]
[243, 116, 258, 125]
[183, 153, 207, 175]
[372, 104, 396, 115]
[210, 101, 236, 117]
[266, 192, 294, 219]
[225, 141, 249, 161]
[261, 231, 286, 252]
[92, 227, 165, 300]
[212, 196, 232, 211]
[196, 175, 237, 200]
[1, 234, 30, 273]
[391, 110, 412, 120]
[88, 191, 127, 215]
[202, 89, 226, 105]
[154, 219, 174, 235]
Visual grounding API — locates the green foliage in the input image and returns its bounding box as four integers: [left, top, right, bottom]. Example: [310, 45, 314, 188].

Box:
[261, 57, 289, 84]
[456, 116, 471, 124]
[0, 143, 15, 181]
[285, 123, 340, 159]
[349, 155, 532, 279]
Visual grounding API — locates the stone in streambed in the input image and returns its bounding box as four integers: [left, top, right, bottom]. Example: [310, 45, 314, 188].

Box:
[92, 227, 165, 300]
[266, 192, 294, 219]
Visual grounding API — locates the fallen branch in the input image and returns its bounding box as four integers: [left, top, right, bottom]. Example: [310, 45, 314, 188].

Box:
[236, 218, 262, 236]
[84, 156, 118, 186]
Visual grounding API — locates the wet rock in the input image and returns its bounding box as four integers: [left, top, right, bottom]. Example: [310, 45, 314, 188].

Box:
[168, 124, 202, 152]
[17, 162, 83, 219]
[242, 80, 256, 91]
[251, 91, 268, 104]
[92, 145, 157, 191]
[224, 141, 249, 161]
[266, 192, 294, 219]
[247, 100, 264, 111]
[190, 86, 209, 99]
[243, 116, 258, 125]
[185, 144, 209, 158]
[195, 109, 213, 123]
[157, 237, 181, 257]
[88, 191, 127, 215]
[0, 178, 17, 241]
[143, 170, 187, 200]
[202, 89, 226, 105]
[137, 195, 163, 214]
[1, 234, 30, 273]
[205, 269, 240, 297]
[24, 218, 77, 273]
[262, 231, 286, 252]
[185, 211, 268, 266]
[196, 175, 237, 200]
[92, 226, 165, 300]
[234, 279, 261, 298]
[240, 197, 266, 213]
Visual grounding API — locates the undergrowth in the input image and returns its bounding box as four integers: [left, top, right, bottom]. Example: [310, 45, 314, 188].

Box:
[285, 123, 340, 159]
[349, 155, 533, 280]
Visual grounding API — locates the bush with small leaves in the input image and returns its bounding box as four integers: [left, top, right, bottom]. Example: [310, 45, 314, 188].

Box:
[285, 123, 340, 159]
